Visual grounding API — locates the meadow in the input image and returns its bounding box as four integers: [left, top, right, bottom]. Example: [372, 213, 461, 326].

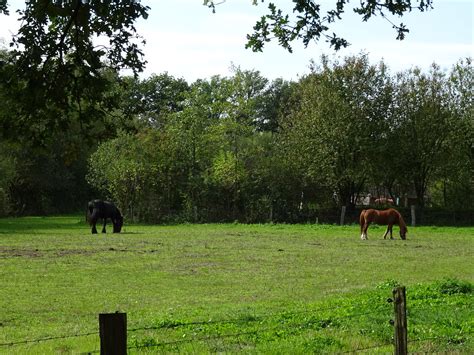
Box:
[0, 216, 472, 353]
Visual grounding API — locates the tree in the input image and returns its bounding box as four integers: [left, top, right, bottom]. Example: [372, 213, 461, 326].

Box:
[281, 54, 393, 210]
[87, 133, 150, 221]
[0, 142, 16, 215]
[205, 0, 434, 52]
[183, 70, 267, 220]
[0, 0, 150, 142]
[438, 58, 473, 208]
[118, 73, 190, 129]
[257, 78, 296, 132]
[0, 47, 99, 216]
[393, 65, 455, 208]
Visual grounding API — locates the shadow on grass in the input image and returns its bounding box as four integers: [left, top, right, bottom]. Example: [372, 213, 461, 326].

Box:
[0, 215, 86, 234]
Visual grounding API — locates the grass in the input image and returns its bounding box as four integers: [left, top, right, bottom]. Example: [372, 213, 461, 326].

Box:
[0, 216, 472, 353]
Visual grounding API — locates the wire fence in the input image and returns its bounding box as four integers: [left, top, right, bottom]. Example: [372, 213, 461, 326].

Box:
[128, 313, 390, 353]
[0, 331, 97, 347]
[275, 206, 474, 226]
[0, 307, 392, 353]
[1, 288, 471, 354]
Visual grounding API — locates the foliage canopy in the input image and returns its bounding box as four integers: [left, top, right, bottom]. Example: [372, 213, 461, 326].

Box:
[0, 0, 149, 142]
[205, 0, 434, 52]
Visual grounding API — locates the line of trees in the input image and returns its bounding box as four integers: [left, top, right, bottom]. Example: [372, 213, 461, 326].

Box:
[1, 53, 472, 223]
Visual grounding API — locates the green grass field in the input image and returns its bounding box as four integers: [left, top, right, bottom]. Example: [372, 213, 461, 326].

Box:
[0, 216, 472, 353]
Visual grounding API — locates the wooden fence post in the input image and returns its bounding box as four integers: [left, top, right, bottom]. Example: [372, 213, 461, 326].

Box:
[99, 312, 127, 355]
[340, 205, 346, 226]
[410, 205, 416, 227]
[392, 287, 407, 355]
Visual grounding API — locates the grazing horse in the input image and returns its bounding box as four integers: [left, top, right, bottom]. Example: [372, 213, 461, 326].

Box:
[86, 200, 123, 234]
[359, 208, 407, 240]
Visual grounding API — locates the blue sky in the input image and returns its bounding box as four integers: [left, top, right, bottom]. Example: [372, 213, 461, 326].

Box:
[1, 0, 472, 82]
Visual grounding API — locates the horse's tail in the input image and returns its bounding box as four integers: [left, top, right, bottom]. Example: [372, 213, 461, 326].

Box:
[359, 210, 366, 232]
[86, 201, 95, 225]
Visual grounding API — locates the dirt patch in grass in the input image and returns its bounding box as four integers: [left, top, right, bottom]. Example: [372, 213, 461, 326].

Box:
[0, 246, 163, 258]
[0, 247, 96, 258]
[0, 247, 43, 258]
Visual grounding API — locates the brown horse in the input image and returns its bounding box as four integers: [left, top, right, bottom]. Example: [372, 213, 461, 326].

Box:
[359, 208, 407, 240]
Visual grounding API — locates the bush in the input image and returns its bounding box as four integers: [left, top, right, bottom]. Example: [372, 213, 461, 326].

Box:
[435, 278, 473, 295]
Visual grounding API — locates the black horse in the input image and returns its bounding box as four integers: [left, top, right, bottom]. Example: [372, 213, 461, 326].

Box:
[87, 200, 123, 234]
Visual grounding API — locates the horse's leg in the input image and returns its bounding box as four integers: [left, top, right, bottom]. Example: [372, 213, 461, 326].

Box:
[361, 223, 369, 240]
[360, 212, 368, 240]
[383, 226, 390, 239]
[90, 210, 98, 234]
[91, 220, 98, 234]
[102, 218, 107, 233]
[112, 220, 118, 233]
[389, 225, 394, 239]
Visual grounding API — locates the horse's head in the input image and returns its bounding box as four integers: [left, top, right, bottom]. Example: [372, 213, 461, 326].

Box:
[113, 215, 124, 233]
[400, 225, 407, 240]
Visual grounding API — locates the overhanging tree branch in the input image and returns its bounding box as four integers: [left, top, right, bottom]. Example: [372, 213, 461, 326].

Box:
[207, 0, 434, 51]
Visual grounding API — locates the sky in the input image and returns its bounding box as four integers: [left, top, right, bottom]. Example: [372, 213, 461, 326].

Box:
[1, 0, 473, 82]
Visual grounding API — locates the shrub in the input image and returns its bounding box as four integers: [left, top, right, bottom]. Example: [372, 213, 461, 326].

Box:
[435, 278, 473, 295]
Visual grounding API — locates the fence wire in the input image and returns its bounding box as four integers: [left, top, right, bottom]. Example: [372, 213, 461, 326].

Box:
[0, 305, 393, 351]
[341, 341, 394, 353]
[0, 307, 385, 349]
[127, 322, 393, 354]
[128, 328, 266, 351]
[127, 306, 386, 334]
[123, 308, 391, 353]
[2, 292, 471, 353]
[0, 331, 97, 347]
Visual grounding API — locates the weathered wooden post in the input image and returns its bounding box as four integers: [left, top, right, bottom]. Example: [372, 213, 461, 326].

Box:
[392, 287, 407, 355]
[99, 312, 127, 355]
[410, 205, 416, 227]
[340, 205, 346, 225]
